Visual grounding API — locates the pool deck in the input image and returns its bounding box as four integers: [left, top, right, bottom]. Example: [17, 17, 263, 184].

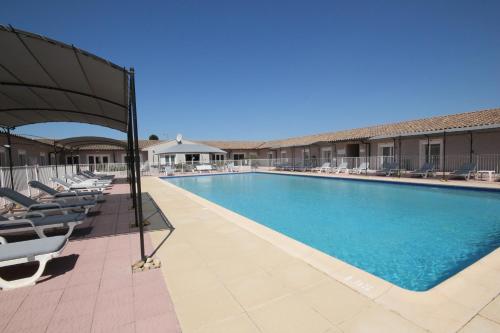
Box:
[144, 174, 500, 333]
[0, 182, 181, 333]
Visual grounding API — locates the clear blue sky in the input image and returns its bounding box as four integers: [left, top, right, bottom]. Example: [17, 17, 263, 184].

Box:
[2, 0, 500, 141]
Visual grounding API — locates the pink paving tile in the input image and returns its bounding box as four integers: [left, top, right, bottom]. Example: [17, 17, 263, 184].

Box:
[135, 313, 181, 333]
[4, 305, 57, 333]
[51, 295, 96, 323]
[95, 287, 134, 308]
[99, 273, 132, 292]
[67, 268, 102, 287]
[46, 313, 93, 333]
[60, 281, 100, 303]
[134, 291, 175, 321]
[19, 289, 63, 311]
[91, 301, 134, 331]
[92, 321, 135, 333]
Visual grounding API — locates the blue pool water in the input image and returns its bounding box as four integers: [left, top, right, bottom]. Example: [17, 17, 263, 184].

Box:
[165, 173, 500, 291]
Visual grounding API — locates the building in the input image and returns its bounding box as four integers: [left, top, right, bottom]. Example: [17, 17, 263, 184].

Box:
[1, 107, 500, 172]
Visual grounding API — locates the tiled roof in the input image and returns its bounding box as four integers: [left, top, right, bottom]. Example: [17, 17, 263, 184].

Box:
[260, 108, 500, 148]
[197, 140, 266, 150]
[9, 107, 500, 151]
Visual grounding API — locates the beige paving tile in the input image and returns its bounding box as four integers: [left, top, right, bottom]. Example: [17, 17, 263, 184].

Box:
[375, 286, 477, 333]
[173, 284, 245, 332]
[268, 260, 328, 291]
[225, 270, 291, 310]
[434, 273, 498, 311]
[298, 279, 372, 325]
[458, 315, 500, 333]
[195, 314, 260, 333]
[481, 296, 500, 324]
[162, 266, 221, 301]
[339, 304, 427, 333]
[207, 257, 266, 284]
[248, 294, 334, 333]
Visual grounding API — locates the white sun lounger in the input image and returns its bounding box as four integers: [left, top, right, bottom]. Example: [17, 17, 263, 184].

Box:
[0, 235, 67, 289]
[312, 162, 331, 173]
[51, 178, 108, 192]
[350, 162, 370, 174]
[0, 188, 96, 215]
[29, 180, 104, 202]
[0, 212, 85, 239]
[330, 162, 348, 174]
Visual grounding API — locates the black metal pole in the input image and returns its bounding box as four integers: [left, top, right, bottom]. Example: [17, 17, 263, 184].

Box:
[53, 142, 59, 177]
[398, 136, 402, 177]
[130, 68, 146, 260]
[127, 87, 137, 208]
[469, 132, 473, 163]
[443, 132, 447, 173]
[6, 128, 14, 190]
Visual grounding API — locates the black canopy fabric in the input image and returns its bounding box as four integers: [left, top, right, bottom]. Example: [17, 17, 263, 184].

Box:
[0, 25, 129, 132]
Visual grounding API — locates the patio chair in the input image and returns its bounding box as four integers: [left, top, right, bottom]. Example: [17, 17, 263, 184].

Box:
[409, 163, 435, 178]
[330, 162, 348, 174]
[376, 162, 400, 176]
[68, 175, 111, 187]
[0, 188, 96, 214]
[312, 162, 331, 173]
[0, 211, 85, 239]
[350, 162, 370, 175]
[448, 163, 477, 180]
[51, 178, 108, 192]
[0, 235, 67, 289]
[76, 173, 113, 185]
[28, 181, 104, 202]
[81, 170, 114, 180]
[195, 164, 213, 173]
[163, 166, 175, 176]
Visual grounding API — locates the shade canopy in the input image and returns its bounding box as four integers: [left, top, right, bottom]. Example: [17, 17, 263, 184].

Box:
[154, 142, 226, 155]
[0, 25, 129, 132]
[55, 136, 127, 150]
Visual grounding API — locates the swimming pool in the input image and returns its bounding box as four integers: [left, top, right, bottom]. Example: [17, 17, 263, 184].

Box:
[164, 173, 500, 291]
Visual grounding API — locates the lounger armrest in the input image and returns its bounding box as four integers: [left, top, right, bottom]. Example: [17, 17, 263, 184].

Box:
[22, 211, 45, 219]
[0, 236, 6, 244]
[28, 202, 63, 211]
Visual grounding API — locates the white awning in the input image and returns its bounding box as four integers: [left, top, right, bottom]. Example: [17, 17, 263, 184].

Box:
[0, 25, 129, 132]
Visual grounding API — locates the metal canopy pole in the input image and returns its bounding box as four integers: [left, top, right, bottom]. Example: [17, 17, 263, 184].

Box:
[130, 68, 145, 261]
[53, 142, 59, 177]
[6, 128, 14, 190]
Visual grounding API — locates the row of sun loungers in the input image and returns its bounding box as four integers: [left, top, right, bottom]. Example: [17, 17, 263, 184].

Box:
[0, 170, 115, 289]
[280, 161, 481, 180]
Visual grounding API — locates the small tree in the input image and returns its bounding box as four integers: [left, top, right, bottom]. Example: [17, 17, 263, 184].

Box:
[149, 134, 159, 140]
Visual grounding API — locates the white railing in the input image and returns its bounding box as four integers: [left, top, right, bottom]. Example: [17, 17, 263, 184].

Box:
[0, 163, 133, 208]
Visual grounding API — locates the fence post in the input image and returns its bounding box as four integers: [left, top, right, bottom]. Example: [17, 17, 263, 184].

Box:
[25, 165, 31, 197]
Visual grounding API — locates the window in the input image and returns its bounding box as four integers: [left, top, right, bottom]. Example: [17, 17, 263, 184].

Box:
[303, 149, 310, 161]
[233, 154, 245, 161]
[214, 154, 224, 161]
[39, 152, 46, 165]
[420, 139, 443, 169]
[88, 155, 109, 165]
[67, 155, 79, 164]
[249, 153, 257, 159]
[321, 148, 332, 162]
[18, 150, 27, 165]
[378, 143, 394, 166]
[281, 151, 287, 159]
[186, 154, 200, 163]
